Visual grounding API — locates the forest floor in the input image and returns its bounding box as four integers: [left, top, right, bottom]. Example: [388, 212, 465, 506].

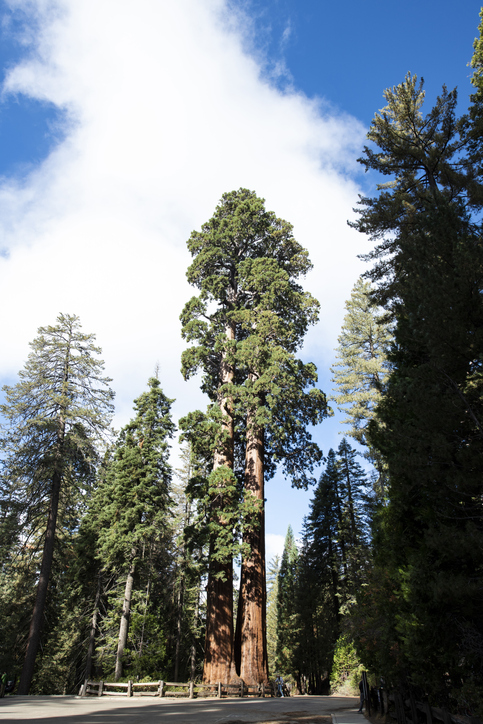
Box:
[362, 708, 392, 724]
[0, 693, 360, 723]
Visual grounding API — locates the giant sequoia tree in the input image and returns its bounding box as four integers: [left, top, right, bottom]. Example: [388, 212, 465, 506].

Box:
[352, 68, 483, 704]
[180, 189, 327, 684]
[0, 314, 114, 695]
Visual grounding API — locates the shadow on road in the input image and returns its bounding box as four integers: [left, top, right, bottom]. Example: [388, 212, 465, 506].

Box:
[0, 694, 359, 724]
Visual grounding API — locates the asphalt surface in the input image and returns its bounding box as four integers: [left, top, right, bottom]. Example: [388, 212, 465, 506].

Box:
[0, 693, 361, 723]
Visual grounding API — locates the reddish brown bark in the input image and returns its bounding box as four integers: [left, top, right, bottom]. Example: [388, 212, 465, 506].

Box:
[235, 408, 269, 685]
[202, 322, 238, 685]
[203, 546, 238, 684]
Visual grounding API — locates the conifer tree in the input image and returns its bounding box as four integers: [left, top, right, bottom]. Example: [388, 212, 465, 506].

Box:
[171, 444, 205, 682]
[352, 66, 483, 705]
[0, 314, 114, 695]
[331, 277, 391, 464]
[266, 555, 280, 676]
[293, 441, 369, 691]
[91, 376, 175, 680]
[180, 189, 328, 685]
[307, 449, 342, 627]
[276, 526, 299, 684]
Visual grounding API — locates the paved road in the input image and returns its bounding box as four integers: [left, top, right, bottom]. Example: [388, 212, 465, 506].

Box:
[0, 694, 360, 723]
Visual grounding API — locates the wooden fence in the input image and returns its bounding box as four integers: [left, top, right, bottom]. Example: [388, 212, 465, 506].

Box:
[80, 679, 274, 699]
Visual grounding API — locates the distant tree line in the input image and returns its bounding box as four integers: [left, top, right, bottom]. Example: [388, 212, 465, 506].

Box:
[0, 315, 204, 693]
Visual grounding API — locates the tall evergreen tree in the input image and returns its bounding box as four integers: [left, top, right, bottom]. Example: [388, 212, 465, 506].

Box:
[91, 376, 175, 681]
[331, 277, 391, 478]
[0, 314, 114, 695]
[467, 8, 483, 186]
[352, 66, 483, 706]
[307, 450, 342, 628]
[171, 444, 205, 682]
[295, 439, 369, 690]
[180, 189, 328, 685]
[276, 526, 299, 685]
[266, 555, 280, 677]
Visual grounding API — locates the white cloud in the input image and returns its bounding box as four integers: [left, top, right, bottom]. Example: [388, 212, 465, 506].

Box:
[0, 0, 370, 533]
[265, 533, 285, 564]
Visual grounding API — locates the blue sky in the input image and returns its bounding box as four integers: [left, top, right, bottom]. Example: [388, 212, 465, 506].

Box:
[0, 0, 481, 560]
[243, 0, 480, 121]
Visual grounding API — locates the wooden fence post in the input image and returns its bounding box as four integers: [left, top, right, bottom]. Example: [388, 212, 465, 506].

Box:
[80, 679, 88, 697]
[159, 680, 164, 697]
[127, 680, 132, 697]
[218, 681, 221, 698]
[240, 680, 244, 697]
[189, 681, 194, 699]
[98, 681, 104, 697]
[261, 683, 265, 698]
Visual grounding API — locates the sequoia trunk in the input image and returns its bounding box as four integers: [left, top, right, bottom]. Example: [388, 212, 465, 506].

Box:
[235, 407, 269, 684]
[202, 322, 238, 684]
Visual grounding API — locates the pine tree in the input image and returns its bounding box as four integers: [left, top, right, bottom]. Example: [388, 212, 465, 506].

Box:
[467, 8, 483, 188]
[0, 314, 114, 695]
[331, 277, 391, 478]
[91, 376, 175, 680]
[352, 67, 483, 706]
[307, 450, 341, 628]
[276, 526, 300, 686]
[171, 444, 205, 682]
[294, 441, 369, 692]
[293, 529, 333, 694]
[266, 555, 280, 677]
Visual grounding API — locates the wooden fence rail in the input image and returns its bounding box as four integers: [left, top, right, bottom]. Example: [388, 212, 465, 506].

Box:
[80, 679, 274, 699]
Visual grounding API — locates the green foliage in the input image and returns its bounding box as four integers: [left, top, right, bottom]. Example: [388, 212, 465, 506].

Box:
[181, 188, 328, 486]
[276, 526, 300, 679]
[282, 440, 371, 693]
[93, 376, 175, 568]
[266, 555, 280, 676]
[0, 313, 114, 692]
[350, 52, 483, 711]
[180, 188, 329, 567]
[86, 376, 176, 680]
[330, 635, 363, 694]
[331, 276, 391, 496]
